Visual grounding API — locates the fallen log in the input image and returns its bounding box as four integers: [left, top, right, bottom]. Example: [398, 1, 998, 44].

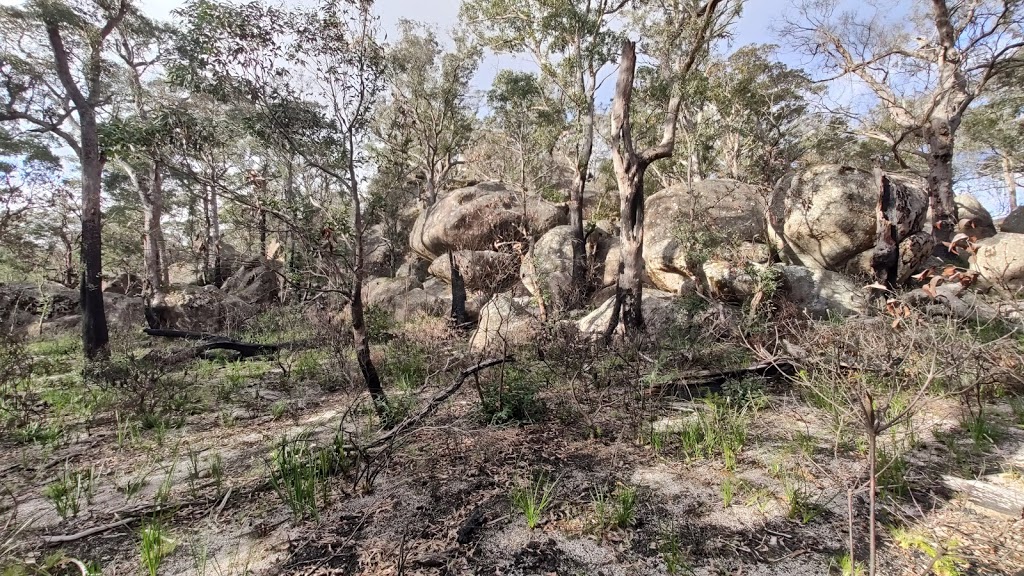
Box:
[646, 360, 798, 400]
[143, 328, 230, 341]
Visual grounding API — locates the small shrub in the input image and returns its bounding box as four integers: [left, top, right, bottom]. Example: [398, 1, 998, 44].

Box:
[86, 345, 197, 426]
[676, 396, 750, 464]
[510, 473, 557, 529]
[876, 446, 910, 498]
[831, 552, 865, 576]
[592, 483, 639, 531]
[1009, 396, 1024, 426]
[892, 528, 968, 576]
[962, 411, 1003, 448]
[658, 524, 693, 575]
[384, 338, 429, 391]
[721, 475, 738, 508]
[481, 366, 545, 425]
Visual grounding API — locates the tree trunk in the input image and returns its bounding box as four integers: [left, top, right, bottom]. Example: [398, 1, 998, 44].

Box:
[871, 168, 900, 289]
[258, 207, 267, 257]
[210, 186, 223, 286]
[567, 83, 596, 303]
[449, 250, 468, 327]
[79, 109, 109, 360]
[925, 118, 959, 257]
[1004, 155, 1018, 212]
[609, 40, 649, 337]
[617, 161, 646, 334]
[139, 160, 166, 303]
[348, 138, 387, 416]
[350, 273, 386, 413]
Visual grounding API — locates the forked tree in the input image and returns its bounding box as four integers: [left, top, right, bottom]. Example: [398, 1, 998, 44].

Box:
[606, 0, 737, 338]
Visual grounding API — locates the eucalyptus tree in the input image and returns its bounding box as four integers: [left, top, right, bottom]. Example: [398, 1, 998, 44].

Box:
[375, 20, 481, 206]
[1, 0, 138, 359]
[705, 44, 820, 187]
[461, 0, 627, 299]
[102, 13, 176, 303]
[485, 70, 567, 193]
[173, 0, 389, 412]
[962, 66, 1024, 212]
[785, 0, 1024, 254]
[607, 0, 740, 337]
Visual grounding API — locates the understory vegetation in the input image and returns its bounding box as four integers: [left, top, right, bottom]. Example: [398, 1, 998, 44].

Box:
[1, 296, 1022, 574]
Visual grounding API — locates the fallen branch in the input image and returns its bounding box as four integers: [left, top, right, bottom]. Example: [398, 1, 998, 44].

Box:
[367, 356, 514, 450]
[902, 284, 1001, 324]
[41, 518, 136, 545]
[647, 360, 798, 399]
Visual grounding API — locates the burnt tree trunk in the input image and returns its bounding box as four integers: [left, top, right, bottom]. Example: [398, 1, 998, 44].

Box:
[347, 134, 387, 416]
[210, 185, 223, 286]
[449, 250, 468, 327]
[567, 77, 597, 305]
[78, 111, 109, 359]
[871, 167, 900, 290]
[605, 2, 723, 339]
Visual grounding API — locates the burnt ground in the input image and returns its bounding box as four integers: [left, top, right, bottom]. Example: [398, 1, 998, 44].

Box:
[2, 317, 1024, 576]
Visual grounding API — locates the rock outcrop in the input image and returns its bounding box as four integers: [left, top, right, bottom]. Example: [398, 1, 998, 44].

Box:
[469, 294, 541, 351]
[102, 273, 144, 296]
[576, 289, 680, 339]
[156, 285, 255, 333]
[221, 260, 282, 305]
[778, 265, 865, 319]
[0, 282, 80, 324]
[768, 165, 930, 281]
[643, 180, 768, 292]
[971, 233, 1024, 289]
[409, 182, 568, 261]
[1000, 206, 1024, 234]
[955, 194, 998, 240]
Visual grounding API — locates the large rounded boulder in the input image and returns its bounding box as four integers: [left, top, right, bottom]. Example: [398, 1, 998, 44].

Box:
[643, 180, 768, 292]
[955, 194, 997, 240]
[971, 233, 1024, 289]
[469, 294, 541, 352]
[768, 165, 929, 279]
[1000, 206, 1024, 234]
[155, 285, 255, 333]
[409, 182, 568, 261]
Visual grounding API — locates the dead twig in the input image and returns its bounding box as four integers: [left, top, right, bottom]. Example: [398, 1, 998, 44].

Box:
[366, 356, 515, 450]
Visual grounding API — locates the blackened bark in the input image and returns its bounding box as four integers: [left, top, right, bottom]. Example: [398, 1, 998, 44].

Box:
[449, 251, 468, 327]
[871, 168, 900, 289]
[568, 89, 595, 305]
[350, 274, 386, 412]
[79, 117, 109, 359]
[210, 186, 223, 286]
